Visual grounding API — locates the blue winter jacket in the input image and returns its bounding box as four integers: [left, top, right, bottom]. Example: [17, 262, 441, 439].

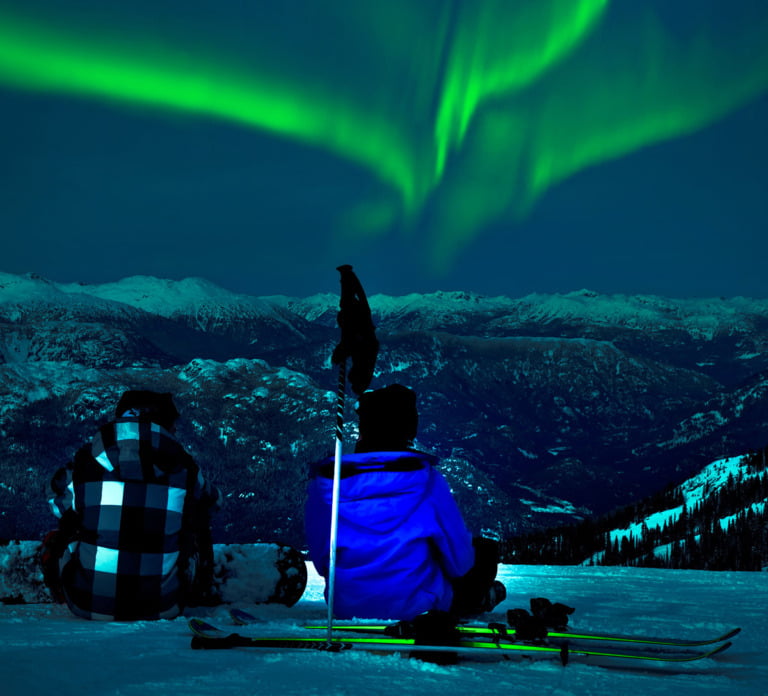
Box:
[305, 451, 475, 620]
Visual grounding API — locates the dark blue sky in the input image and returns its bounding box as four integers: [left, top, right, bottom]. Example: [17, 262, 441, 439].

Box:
[1, 1, 766, 298]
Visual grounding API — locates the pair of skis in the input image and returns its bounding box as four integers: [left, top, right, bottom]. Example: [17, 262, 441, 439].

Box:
[188, 608, 738, 666]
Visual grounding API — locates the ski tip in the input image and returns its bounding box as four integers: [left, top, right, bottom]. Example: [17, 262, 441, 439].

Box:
[229, 608, 260, 626]
[721, 627, 741, 642]
[711, 640, 732, 657]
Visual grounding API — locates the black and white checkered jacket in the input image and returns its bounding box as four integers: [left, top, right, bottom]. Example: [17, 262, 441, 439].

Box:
[49, 417, 219, 620]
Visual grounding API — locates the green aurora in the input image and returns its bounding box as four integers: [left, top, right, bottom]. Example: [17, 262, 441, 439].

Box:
[1, 1, 767, 268]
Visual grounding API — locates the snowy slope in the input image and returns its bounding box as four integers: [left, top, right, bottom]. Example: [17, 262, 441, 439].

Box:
[608, 456, 761, 546]
[58, 275, 300, 331]
[572, 452, 768, 571]
[366, 287, 768, 339]
[9, 271, 767, 340]
[1, 563, 764, 696]
[0, 273, 271, 320]
[492, 290, 768, 339]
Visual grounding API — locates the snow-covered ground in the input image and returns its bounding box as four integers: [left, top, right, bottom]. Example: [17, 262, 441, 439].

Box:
[2, 563, 766, 696]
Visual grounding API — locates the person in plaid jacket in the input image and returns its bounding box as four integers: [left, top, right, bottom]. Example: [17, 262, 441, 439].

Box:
[44, 390, 220, 620]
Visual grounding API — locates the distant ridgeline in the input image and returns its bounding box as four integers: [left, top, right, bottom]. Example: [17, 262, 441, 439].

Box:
[503, 447, 768, 571]
[4, 273, 768, 545]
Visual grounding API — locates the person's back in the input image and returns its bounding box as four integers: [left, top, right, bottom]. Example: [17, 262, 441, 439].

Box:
[305, 384, 492, 620]
[47, 391, 219, 620]
[306, 449, 474, 619]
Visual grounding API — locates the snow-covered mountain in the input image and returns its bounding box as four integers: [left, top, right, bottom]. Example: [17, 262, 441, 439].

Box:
[508, 449, 768, 570]
[2, 271, 768, 547]
[589, 451, 768, 570]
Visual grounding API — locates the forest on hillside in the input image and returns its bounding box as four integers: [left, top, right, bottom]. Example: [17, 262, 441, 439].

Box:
[503, 447, 768, 571]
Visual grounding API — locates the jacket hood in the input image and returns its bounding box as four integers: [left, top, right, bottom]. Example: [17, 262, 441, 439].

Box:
[91, 418, 187, 479]
[311, 451, 440, 533]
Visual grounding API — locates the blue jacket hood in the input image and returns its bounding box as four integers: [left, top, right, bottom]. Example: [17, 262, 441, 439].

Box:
[311, 451, 439, 533]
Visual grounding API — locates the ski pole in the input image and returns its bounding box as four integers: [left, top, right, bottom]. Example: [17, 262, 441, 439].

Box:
[326, 360, 346, 644]
[326, 264, 378, 644]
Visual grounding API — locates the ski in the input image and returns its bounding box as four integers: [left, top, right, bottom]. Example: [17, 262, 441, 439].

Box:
[191, 618, 732, 664]
[230, 607, 740, 650]
[308, 622, 741, 650]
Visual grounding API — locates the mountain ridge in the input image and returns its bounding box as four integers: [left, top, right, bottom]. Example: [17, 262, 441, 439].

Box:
[2, 271, 768, 546]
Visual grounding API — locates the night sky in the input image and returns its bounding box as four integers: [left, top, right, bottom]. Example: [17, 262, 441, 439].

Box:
[1, 0, 767, 299]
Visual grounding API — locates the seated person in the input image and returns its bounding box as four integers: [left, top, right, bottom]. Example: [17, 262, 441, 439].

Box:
[305, 384, 504, 620]
[44, 390, 220, 620]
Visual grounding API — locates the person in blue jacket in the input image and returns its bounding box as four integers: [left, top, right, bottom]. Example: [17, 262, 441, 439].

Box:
[305, 384, 505, 620]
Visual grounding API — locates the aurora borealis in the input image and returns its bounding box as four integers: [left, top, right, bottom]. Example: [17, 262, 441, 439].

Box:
[1, 0, 767, 297]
